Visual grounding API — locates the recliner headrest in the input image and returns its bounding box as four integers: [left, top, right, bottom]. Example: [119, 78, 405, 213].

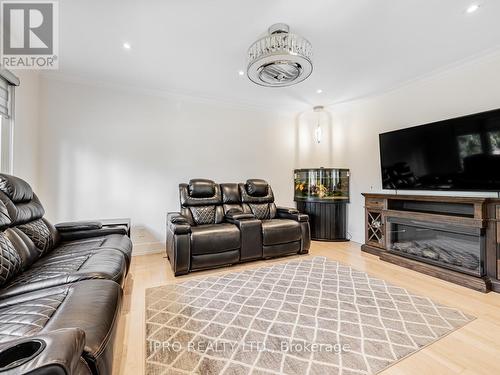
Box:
[0, 174, 33, 203]
[245, 179, 269, 197]
[0, 191, 45, 225]
[179, 182, 222, 207]
[0, 200, 11, 230]
[188, 179, 216, 198]
[239, 181, 274, 204]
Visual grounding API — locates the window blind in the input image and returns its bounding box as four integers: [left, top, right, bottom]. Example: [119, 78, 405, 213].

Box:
[0, 79, 9, 118]
[0, 70, 20, 118]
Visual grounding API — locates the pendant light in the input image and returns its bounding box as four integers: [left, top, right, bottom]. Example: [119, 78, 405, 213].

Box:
[313, 106, 324, 144]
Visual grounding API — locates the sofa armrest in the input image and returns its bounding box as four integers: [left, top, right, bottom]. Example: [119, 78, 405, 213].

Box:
[55, 221, 103, 232]
[167, 212, 191, 235]
[166, 213, 191, 276]
[277, 206, 299, 214]
[56, 220, 129, 241]
[0, 328, 86, 375]
[277, 207, 308, 222]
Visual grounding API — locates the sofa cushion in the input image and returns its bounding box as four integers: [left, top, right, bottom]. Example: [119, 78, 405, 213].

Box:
[189, 205, 216, 225]
[239, 181, 276, 219]
[0, 232, 21, 286]
[17, 218, 59, 256]
[0, 201, 10, 231]
[0, 288, 68, 343]
[0, 279, 121, 374]
[53, 238, 107, 257]
[249, 203, 272, 220]
[0, 228, 129, 301]
[58, 234, 133, 266]
[43, 280, 121, 374]
[190, 223, 240, 255]
[0, 247, 127, 300]
[261, 219, 301, 246]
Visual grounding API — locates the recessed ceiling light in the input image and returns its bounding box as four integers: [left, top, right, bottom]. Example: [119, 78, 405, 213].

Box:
[466, 4, 480, 13]
[123, 42, 131, 50]
[238, 70, 245, 76]
[316, 89, 323, 94]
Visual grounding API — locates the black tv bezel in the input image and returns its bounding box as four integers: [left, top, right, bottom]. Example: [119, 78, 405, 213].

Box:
[378, 107, 500, 192]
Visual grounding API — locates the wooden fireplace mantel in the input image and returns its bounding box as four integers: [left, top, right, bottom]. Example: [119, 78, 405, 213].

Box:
[361, 193, 500, 293]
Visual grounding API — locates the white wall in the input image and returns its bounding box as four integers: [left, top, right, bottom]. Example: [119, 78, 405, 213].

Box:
[13, 71, 40, 191]
[294, 109, 337, 169]
[328, 51, 500, 243]
[26, 50, 500, 251]
[37, 77, 296, 254]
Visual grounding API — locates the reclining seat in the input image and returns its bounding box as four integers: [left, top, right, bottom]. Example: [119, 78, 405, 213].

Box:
[0, 174, 129, 299]
[0, 279, 122, 374]
[0, 204, 122, 374]
[167, 179, 240, 275]
[0, 174, 132, 269]
[240, 179, 310, 258]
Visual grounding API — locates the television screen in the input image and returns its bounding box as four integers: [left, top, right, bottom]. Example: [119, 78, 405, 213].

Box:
[379, 108, 500, 191]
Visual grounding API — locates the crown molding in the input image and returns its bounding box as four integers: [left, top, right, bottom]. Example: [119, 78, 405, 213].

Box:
[39, 71, 303, 116]
[325, 44, 500, 110]
[40, 44, 500, 117]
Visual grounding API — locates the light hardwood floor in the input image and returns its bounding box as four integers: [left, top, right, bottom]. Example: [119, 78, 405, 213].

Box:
[113, 241, 500, 375]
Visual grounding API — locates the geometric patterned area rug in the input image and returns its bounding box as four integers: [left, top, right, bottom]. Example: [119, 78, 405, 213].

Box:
[145, 256, 474, 375]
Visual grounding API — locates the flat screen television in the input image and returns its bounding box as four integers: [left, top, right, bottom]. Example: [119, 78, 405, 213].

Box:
[379, 108, 500, 191]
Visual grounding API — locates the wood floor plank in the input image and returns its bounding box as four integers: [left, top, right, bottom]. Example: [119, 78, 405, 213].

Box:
[113, 241, 500, 375]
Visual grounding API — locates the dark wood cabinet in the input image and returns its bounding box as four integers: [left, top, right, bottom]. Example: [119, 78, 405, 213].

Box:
[296, 201, 348, 241]
[364, 197, 386, 251]
[362, 193, 500, 293]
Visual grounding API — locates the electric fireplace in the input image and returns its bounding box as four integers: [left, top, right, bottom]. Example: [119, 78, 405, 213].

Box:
[387, 217, 485, 277]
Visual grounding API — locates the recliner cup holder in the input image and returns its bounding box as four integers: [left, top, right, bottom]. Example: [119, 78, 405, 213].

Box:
[0, 339, 46, 371]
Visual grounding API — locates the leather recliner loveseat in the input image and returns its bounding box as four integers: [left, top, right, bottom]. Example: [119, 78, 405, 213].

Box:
[167, 179, 310, 276]
[0, 173, 132, 374]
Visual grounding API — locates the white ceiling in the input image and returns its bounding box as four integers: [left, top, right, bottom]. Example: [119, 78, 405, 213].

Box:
[56, 0, 500, 111]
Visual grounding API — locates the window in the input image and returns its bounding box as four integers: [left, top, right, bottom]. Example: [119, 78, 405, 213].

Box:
[0, 107, 14, 174]
[0, 71, 19, 174]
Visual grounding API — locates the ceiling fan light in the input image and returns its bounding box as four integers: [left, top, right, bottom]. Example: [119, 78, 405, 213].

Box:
[247, 23, 313, 87]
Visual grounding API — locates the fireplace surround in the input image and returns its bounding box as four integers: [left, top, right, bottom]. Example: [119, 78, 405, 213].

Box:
[362, 193, 500, 292]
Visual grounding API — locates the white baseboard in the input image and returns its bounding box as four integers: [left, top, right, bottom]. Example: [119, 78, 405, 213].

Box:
[348, 230, 363, 245]
[132, 241, 164, 256]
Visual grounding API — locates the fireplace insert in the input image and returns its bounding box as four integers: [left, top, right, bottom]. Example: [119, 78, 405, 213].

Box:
[387, 217, 485, 277]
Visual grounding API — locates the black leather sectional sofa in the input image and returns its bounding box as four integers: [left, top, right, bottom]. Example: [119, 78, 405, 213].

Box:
[0, 174, 132, 374]
[167, 179, 310, 275]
